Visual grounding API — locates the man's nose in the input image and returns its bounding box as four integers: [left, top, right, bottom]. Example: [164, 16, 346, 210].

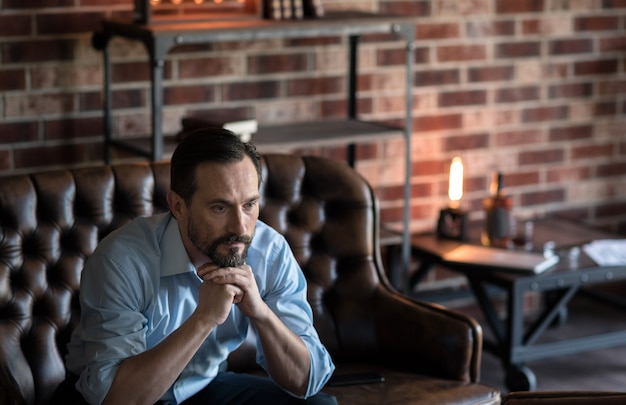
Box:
[228, 209, 247, 235]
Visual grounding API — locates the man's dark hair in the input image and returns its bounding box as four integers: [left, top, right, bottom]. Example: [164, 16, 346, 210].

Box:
[170, 127, 262, 204]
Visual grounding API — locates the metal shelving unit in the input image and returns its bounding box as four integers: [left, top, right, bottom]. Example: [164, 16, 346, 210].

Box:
[92, 10, 416, 289]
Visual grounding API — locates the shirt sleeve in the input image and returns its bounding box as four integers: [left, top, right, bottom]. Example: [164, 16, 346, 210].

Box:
[70, 252, 152, 405]
[249, 226, 335, 398]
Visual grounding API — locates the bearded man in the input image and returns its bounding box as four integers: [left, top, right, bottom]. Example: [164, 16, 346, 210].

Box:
[56, 129, 336, 405]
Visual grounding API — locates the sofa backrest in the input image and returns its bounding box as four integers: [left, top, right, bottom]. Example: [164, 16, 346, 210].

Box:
[0, 154, 384, 405]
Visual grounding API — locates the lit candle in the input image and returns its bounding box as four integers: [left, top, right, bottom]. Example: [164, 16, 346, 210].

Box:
[448, 157, 463, 209]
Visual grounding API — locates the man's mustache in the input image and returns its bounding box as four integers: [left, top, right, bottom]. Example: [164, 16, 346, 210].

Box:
[215, 234, 252, 245]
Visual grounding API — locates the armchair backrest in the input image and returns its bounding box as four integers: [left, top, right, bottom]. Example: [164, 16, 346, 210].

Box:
[0, 154, 386, 405]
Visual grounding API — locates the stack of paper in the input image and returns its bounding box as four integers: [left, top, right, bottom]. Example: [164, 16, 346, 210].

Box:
[583, 240, 626, 266]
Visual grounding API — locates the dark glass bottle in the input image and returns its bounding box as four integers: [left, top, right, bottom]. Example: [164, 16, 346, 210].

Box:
[482, 172, 513, 248]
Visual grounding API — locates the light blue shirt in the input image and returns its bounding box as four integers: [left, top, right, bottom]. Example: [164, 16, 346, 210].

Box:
[65, 212, 335, 405]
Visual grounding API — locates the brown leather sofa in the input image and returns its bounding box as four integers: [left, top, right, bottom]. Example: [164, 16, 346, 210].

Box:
[0, 154, 500, 405]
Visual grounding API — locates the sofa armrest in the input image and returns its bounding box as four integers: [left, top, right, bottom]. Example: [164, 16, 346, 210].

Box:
[371, 285, 483, 383]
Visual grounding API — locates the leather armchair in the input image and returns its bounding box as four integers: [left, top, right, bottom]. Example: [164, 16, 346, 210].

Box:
[0, 154, 499, 404]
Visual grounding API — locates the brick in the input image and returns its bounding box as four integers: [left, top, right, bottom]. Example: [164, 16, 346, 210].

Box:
[549, 0, 600, 11]
[112, 89, 146, 109]
[496, 86, 540, 103]
[30, 64, 101, 89]
[13, 142, 103, 169]
[434, 0, 490, 16]
[597, 161, 626, 177]
[549, 124, 593, 141]
[574, 58, 619, 75]
[36, 12, 104, 35]
[575, 16, 620, 31]
[44, 117, 103, 140]
[3, 0, 74, 8]
[287, 76, 344, 97]
[521, 106, 569, 123]
[2, 39, 75, 63]
[496, 41, 541, 58]
[111, 61, 152, 83]
[357, 73, 374, 93]
[519, 148, 565, 165]
[179, 56, 241, 79]
[504, 171, 540, 187]
[496, 0, 545, 13]
[520, 188, 566, 206]
[468, 66, 515, 82]
[548, 82, 593, 99]
[415, 113, 463, 132]
[437, 45, 487, 62]
[0, 121, 39, 144]
[522, 16, 572, 36]
[4, 93, 74, 118]
[354, 142, 379, 160]
[78, 91, 100, 112]
[546, 166, 592, 183]
[603, 0, 626, 8]
[416, 23, 460, 40]
[378, 47, 429, 67]
[248, 53, 309, 75]
[320, 99, 348, 119]
[415, 69, 460, 86]
[379, 181, 433, 201]
[380, 0, 431, 16]
[495, 129, 544, 146]
[439, 90, 487, 107]
[444, 132, 489, 151]
[597, 80, 626, 96]
[0, 69, 26, 91]
[572, 143, 614, 159]
[0, 15, 31, 36]
[600, 36, 626, 52]
[164, 84, 216, 105]
[549, 39, 593, 55]
[78, 89, 145, 112]
[222, 80, 280, 101]
[467, 20, 516, 37]
[594, 100, 618, 116]
[412, 159, 447, 176]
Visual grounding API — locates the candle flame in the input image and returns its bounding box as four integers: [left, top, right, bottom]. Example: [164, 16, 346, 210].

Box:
[448, 157, 463, 208]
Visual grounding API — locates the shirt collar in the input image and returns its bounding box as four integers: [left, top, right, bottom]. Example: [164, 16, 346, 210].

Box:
[160, 214, 197, 277]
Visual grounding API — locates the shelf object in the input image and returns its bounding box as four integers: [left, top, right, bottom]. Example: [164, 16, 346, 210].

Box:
[92, 10, 417, 290]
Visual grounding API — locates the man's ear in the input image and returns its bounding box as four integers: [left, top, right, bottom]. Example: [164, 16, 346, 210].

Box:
[167, 190, 185, 219]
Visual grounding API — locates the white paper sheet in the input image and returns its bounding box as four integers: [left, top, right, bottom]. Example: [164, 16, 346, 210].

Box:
[583, 239, 626, 266]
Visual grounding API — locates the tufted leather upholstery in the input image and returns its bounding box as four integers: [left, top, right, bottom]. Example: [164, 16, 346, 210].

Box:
[0, 154, 499, 405]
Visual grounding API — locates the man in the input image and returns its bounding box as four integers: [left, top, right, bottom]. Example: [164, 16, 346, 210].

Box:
[58, 129, 336, 405]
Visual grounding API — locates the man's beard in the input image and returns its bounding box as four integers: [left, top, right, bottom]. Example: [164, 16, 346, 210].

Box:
[187, 220, 252, 267]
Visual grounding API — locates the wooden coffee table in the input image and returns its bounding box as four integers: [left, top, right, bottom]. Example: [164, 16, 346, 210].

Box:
[409, 218, 626, 391]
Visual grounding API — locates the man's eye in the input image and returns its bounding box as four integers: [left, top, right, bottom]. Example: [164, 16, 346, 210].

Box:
[213, 205, 227, 212]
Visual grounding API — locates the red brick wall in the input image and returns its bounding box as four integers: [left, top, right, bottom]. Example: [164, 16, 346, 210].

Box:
[1, 0, 625, 242]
